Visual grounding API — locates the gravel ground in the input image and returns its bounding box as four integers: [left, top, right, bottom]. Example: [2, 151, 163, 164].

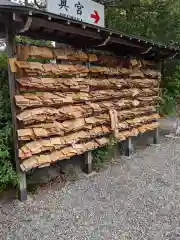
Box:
[1, 121, 180, 239]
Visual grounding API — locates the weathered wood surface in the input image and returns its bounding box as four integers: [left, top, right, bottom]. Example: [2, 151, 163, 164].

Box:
[9, 45, 161, 171]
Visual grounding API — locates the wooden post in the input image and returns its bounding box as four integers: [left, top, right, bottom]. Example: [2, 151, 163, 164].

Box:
[18, 171, 27, 201]
[84, 151, 92, 174]
[6, 22, 27, 202]
[153, 128, 159, 145]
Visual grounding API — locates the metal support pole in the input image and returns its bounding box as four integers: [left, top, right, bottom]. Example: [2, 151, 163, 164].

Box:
[153, 128, 159, 145]
[84, 151, 92, 174]
[6, 22, 27, 201]
[124, 137, 132, 157]
[119, 137, 132, 157]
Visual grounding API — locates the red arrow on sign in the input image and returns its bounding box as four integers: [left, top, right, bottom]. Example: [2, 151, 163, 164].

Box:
[91, 10, 100, 24]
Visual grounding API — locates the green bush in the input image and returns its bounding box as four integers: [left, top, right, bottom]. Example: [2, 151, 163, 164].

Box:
[0, 53, 18, 192]
[92, 137, 117, 171]
[0, 125, 18, 191]
[92, 146, 109, 167]
[160, 64, 180, 116]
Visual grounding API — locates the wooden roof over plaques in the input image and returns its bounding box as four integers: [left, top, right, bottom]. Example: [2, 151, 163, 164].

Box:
[0, 1, 179, 60]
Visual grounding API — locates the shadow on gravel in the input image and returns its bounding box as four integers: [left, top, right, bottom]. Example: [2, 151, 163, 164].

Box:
[0, 188, 17, 204]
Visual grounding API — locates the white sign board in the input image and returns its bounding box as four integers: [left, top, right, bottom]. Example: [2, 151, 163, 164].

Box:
[47, 0, 105, 28]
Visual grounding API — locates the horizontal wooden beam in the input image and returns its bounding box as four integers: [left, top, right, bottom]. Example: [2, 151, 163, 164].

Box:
[30, 17, 102, 40]
[22, 30, 102, 48]
[110, 36, 145, 49]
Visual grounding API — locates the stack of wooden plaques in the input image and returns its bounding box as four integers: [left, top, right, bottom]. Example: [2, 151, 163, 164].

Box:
[9, 44, 161, 171]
